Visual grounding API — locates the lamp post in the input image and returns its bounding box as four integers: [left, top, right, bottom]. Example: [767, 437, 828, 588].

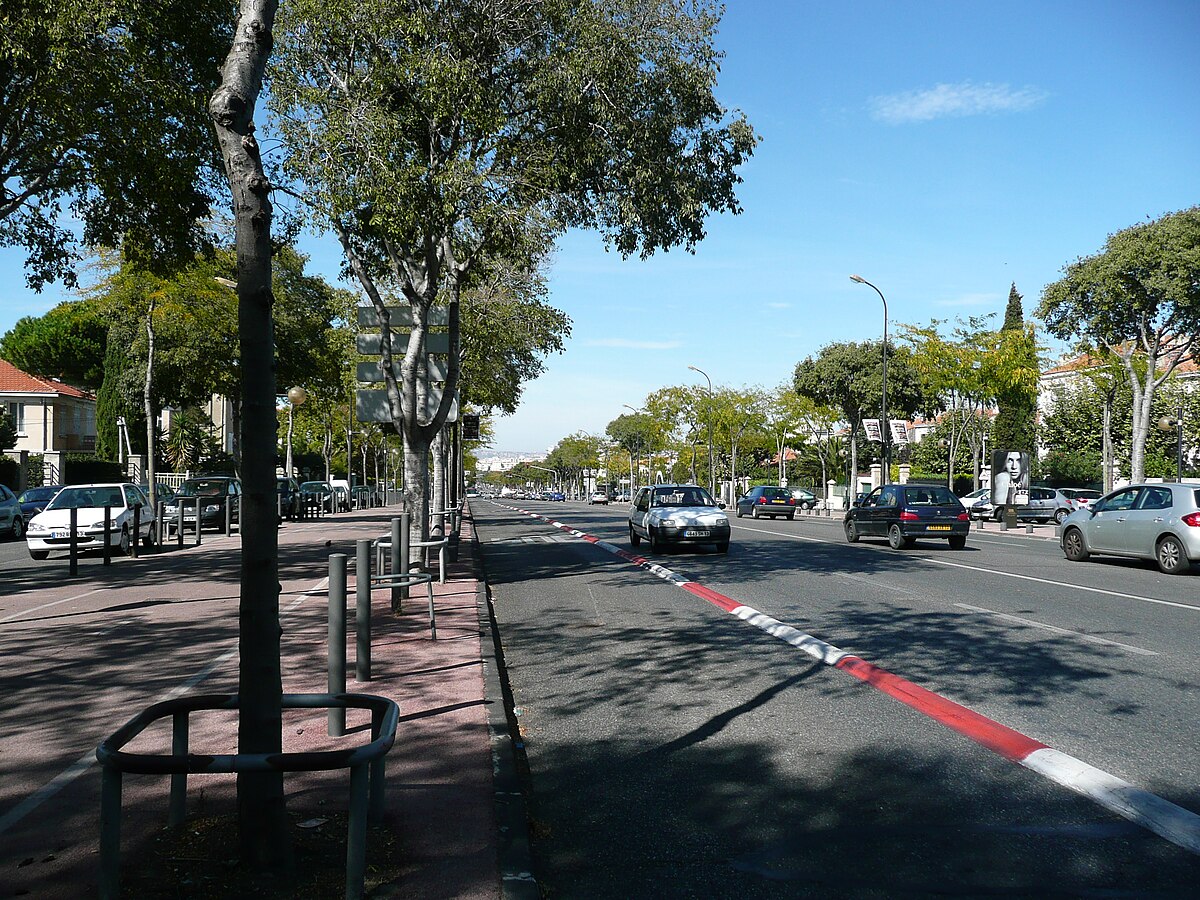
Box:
[688, 365, 716, 497]
[1158, 407, 1185, 482]
[850, 274, 889, 479]
[529, 464, 557, 492]
[285, 386, 307, 477]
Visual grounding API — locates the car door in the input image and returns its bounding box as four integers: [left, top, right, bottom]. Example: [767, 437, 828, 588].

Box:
[631, 488, 651, 537]
[1085, 487, 1140, 552]
[1121, 486, 1174, 556]
[856, 487, 885, 536]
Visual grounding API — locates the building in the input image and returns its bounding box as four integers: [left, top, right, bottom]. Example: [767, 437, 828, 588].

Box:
[0, 359, 97, 455]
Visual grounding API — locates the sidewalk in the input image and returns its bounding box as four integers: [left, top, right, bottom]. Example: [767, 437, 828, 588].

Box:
[0, 503, 531, 898]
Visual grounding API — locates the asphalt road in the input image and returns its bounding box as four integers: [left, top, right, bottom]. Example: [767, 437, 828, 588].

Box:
[474, 499, 1200, 898]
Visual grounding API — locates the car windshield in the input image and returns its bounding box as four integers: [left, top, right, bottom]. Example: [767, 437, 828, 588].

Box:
[177, 480, 229, 497]
[903, 486, 958, 506]
[652, 487, 717, 508]
[301, 482, 329, 490]
[46, 486, 126, 510]
[19, 486, 58, 503]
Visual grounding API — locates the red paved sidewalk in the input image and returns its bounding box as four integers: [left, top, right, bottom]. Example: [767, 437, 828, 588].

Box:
[0, 504, 530, 898]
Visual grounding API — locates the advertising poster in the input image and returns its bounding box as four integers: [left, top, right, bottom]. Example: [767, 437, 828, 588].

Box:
[990, 449, 1030, 506]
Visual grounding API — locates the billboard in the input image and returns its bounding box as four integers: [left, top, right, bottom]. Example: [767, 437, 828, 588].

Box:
[990, 449, 1030, 506]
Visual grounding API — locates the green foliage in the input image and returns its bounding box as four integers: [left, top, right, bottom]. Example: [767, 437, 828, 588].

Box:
[0, 456, 18, 490]
[95, 324, 139, 460]
[990, 286, 1039, 453]
[0, 408, 18, 452]
[0, 0, 231, 288]
[794, 340, 923, 435]
[0, 301, 109, 390]
[1041, 449, 1102, 486]
[63, 454, 123, 485]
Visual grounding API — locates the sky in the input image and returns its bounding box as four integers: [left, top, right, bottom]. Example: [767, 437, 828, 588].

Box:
[2, 1, 1198, 454]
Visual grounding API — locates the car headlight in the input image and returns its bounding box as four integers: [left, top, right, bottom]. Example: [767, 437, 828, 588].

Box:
[204, 504, 220, 513]
[659, 518, 677, 527]
[715, 518, 728, 526]
[28, 523, 47, 534]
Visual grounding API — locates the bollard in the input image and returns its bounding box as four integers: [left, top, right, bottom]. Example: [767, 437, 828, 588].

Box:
[193, 498, 202, 547]
[157, 501, 166, 550]
[130, 505, 139, 559]
[176, 502, 184, 549]
[103, 506, 112, 567]
[69, 506, 79, 576]
[1026, 523, 1034, 534]
[390, 517, 403, 609]
[356, 539, 372, 682]
[328, 554, 347, 737]
[224, 499, 232, 536]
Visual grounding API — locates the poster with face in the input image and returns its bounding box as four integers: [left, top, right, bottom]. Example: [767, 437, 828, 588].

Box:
[990, 450, 1030, 506]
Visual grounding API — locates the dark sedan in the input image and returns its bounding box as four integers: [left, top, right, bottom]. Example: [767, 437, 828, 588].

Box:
[844, 483, 970, 550]
[16, 484, 63, 524]
[164, 476, 241, 532]
[735, 486, 797, 520]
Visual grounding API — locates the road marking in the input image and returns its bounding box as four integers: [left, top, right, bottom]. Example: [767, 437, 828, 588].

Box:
[955, 603, 1158, 656]
[0, 589, 103, 624]
[0, 576, 328, 837]
[490, 501, 1200, 856]
[837, 572, 917, 594]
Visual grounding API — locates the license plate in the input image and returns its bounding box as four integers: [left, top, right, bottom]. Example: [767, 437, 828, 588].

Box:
[51, 530, 68, 539]
[770, 500, 785, 504]
[684, 529, 710, 537]
[927, 525, 951, 531]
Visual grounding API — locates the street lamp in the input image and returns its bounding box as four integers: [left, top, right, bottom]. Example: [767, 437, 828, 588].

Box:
[850, 274, 889, 480]
[687, 365, 716, 498]
[1158, 408, 1185, 482]
[529, 464, 557, 491]
[285, 386, 307, 477]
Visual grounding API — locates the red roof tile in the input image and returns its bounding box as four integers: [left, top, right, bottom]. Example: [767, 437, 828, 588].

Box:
[0, 359, 93, 399]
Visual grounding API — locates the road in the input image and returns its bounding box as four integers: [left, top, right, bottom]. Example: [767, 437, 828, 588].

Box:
[474, 498, 1200, 897]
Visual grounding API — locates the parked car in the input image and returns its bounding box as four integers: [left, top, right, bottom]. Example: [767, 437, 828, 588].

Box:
[736, 486, 798, 520]
[546, 490, 566, 501]
[330, 479, 353, 511]
[277, 476, 301, 519]
[1060, 488, 1103, 512]
[1060, 483, 1200, 575]
[164, 476, 242, 532]
[958, 487, 991, 512]
[628, 483, 730, 553]
[16, 484, 63, 526]
[844, 483, 970, 550]
[589, 490, 610, 505]
[137, 483, 176, 508]
[972, 486, 1076, 524]
[25, 483, 155, 558]
[789, 488, 819, 510]
[616, 492, 632, 503]
[299, 480, 336, 514]
[1, 484, 25, 540]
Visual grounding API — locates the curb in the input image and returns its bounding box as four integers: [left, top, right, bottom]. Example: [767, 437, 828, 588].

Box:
[467, 507, 540, 899]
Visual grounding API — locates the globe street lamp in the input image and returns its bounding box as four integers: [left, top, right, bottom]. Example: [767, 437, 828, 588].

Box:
[1158, 407, 1185, 482]
[850, 274, 890, 480]
[285, 386, 307, 478]
[687, 365, 717, 498]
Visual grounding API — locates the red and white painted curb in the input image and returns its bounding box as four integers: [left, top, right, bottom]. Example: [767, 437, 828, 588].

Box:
[495, 503, 1200, 856]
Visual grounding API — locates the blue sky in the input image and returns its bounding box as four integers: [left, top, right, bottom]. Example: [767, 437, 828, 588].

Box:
[2, 1, 1197, 453]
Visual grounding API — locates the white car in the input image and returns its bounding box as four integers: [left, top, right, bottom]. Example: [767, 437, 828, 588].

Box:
[588, 491, 609, 505]
[959, 487, 991, 511]
[628, 483, 730, 553]
[25, 483, 156, 560]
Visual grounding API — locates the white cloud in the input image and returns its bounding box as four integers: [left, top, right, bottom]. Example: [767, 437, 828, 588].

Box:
[767, 302, 792, 310]
[870, 82, 1048, 125]
[584, 338, 683, 350]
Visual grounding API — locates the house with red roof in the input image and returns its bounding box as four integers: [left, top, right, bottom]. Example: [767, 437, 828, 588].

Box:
[0, 359, 97, 455]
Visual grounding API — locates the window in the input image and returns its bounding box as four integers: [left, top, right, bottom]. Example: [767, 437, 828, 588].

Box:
[1137, 487, 1173, 511]
[5, 402, 25, 434]
[1099, 489, 1138, 512]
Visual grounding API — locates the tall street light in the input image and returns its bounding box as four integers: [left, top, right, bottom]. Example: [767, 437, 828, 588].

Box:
[850, 274, 889, 480]
[687, 365, 716, 498]
[285, 386, 307, 478]
[1158, 407, 1185, 482]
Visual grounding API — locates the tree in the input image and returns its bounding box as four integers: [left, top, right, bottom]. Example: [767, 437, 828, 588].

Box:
[0, 0, 230, 288]
[990, 284, 1039, 456]
[1040, 208, 1200, 483]
[0, 300, 109, 390]
[269, 0, 756, 548]
[209, 0, 289, 874]
[0, 409, 17, 452]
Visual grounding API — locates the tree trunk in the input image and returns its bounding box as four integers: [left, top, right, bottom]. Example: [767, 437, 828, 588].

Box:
[143, 298, 156, 507]
[209, 0, 290, 875]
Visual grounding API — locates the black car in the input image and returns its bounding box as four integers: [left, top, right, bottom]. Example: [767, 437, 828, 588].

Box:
[735, 486, 798, 520]
[164, 476, 242, 532]
[277, 476, 301, 519]
[16, 484, 64, 524]
[844, 483, 970, 550]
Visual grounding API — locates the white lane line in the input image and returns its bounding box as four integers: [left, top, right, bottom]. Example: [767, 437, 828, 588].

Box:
[0, 576, 329, 837]
[735, 522, 1200, 614]
[955, 603, 1158, 656]
[837, 572, 917, 594]
[0, 589, 103, 624]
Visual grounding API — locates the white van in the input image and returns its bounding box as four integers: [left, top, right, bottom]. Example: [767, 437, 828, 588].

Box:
[330, 479, 352, 511]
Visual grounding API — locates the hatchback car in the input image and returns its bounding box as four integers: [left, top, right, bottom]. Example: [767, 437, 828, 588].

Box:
[299, 480, 335, 514]
[973, 486, 1076, 524]
[844, 483, 969, 550]
[588, 490, 609, 505]
[164, 476, 242, 532]
[629, 484, 730, 553]
[16, 485, 63, 528]
[25, 483, 155, 558]
[790, 488, 819, 510]
[736, 486, 798, 520]
[1060, 483, 1200, 575]
[1, 484, 25, 540]
[1059, 488, 1102, 512]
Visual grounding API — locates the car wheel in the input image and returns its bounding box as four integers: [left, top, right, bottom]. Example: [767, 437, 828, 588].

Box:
[948, 534, 966, 550]
[11, 516, 24, 540]
[1156, 535, 1190, 575]
[1062, 527, 1089, 562]
[787, 513, 795, 521]
[888, 524, 910, 550]
[735, 506, 744, 518]
[993, 508, 1004, 522]
[629, 525, 641, 548]
[751, 507, 760, 519]
[844, 520, 860, 543]
[1054, 508, 1069, 525]
[716, 541, 729, 554]
[143, 523, 156, 548]
[29, 549, 49, 560]
[119, 525, 131, 556]
[648, 527, 660, 552]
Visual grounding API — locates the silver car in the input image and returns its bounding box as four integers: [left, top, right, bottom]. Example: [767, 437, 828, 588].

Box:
[1060, 483, 1200, 575]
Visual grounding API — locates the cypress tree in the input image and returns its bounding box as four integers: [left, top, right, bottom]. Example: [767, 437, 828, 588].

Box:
[991, 283, 1038, 454]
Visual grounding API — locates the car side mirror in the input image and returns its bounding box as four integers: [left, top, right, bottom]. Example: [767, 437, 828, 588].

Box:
[718, 502, 726, 509]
